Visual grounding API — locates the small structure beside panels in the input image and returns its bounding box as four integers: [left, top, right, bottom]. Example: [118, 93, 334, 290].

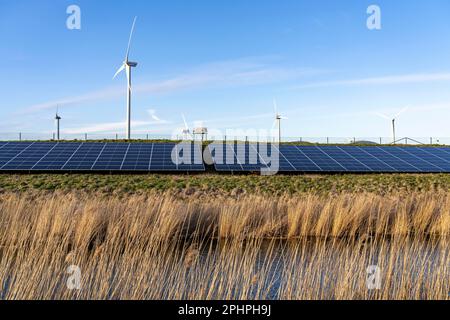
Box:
[0, 142, 205, 172]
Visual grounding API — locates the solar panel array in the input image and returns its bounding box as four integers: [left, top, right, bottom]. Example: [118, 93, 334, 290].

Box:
[1, 142, 450, 174]
[208, 143, 450, 173]
[0, 142, 204, 172]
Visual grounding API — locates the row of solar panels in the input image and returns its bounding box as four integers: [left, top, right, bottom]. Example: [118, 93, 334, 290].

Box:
[207, 143, 450, 173]
[0, 142, 204, 171]
[0, 142, 450, 173]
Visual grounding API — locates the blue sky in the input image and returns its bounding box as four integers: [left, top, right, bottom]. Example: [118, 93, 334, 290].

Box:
[1, 0, 450, 139]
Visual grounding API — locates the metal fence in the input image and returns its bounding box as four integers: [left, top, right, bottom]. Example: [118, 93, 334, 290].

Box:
[1, 133, 450, 145]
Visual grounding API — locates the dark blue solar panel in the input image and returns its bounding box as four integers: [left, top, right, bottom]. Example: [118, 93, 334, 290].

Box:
[339, 146, 397, 172]
[1, 143, 57, 170]
[437, 148, 450, 156]
[91, 143, 129, 171]
[174, 142, 205, 171]
[62, 143, 105, 170]
[208, 143, 267, 172]
[151, 143, 177, 171]
[352, 146, 421, 172]
[32, 143, 83, 170]
[0, 142, 205, 172]
[399, 147, 450, 172]
[1, 142, 449, 173]
[380, 147, 441, 172]
[278, 145, 321, 172]
[209, 144, 450, 173]
[121, 143, 154, 171]
[0, 142, 34, 169]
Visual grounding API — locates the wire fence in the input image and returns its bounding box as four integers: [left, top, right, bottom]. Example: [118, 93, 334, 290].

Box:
[1, 133, 450, 145]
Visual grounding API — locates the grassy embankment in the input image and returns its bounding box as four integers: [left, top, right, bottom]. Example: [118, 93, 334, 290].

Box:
[0, 173, 449, 196]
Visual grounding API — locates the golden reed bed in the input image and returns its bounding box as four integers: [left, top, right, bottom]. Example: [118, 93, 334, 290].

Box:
[0, 192, 448, 299]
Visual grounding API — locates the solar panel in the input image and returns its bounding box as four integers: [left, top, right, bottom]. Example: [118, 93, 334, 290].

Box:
[63, 143, 105, 170]
[1, 142, 449, 174]
[0, 142, 205, 172]
[208, 143, 450, 173]
[31, 143, 83, 170]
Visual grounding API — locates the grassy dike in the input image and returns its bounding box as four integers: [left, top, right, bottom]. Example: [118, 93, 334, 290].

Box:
[0, 173, 449, 196]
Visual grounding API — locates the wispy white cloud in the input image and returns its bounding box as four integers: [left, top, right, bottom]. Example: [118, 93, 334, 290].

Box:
[294, 72, 450, 89]
[21, 57, 324, 114]
[63, 119, 169, 134]
[147, 109, 170, 124]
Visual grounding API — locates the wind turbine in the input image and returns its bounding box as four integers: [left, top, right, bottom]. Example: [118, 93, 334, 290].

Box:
[375, 107, 409, 144]
[55, 105, 61, 141]
[272, 99, 288, 144]
[113, 16, 138, 140]
[181, 114, 192, 140]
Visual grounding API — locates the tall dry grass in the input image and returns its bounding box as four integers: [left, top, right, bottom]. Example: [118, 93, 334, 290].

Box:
[0, 191, 448, 300]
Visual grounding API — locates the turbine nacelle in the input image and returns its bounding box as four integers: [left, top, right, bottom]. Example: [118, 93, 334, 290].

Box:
[55, 105, 62, 120]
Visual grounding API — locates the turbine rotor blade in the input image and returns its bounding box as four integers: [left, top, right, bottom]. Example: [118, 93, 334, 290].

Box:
[182, 114, 189, 130]
[273, 99, 278, 115]
[113, 64, 126, 79]
[373, 112, 391, 121]
[394, 106, 409, 119]
[125, 16, 137, 62]
[271, 119, 277, 131]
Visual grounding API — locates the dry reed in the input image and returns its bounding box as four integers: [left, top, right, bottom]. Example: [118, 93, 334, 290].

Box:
[0, 191, 448, 300]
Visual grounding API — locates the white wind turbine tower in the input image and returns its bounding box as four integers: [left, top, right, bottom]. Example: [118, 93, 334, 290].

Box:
[375, 107, 409, 144]
[55, 105, 61, 141]
[272, 99, 288, 144]
[113, 16, 138, 140]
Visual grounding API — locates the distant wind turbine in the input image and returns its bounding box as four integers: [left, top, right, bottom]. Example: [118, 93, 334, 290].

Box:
[375, 107, 409, 144]
[272, 99, 288, 144]
[113, 16, 138, 140]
